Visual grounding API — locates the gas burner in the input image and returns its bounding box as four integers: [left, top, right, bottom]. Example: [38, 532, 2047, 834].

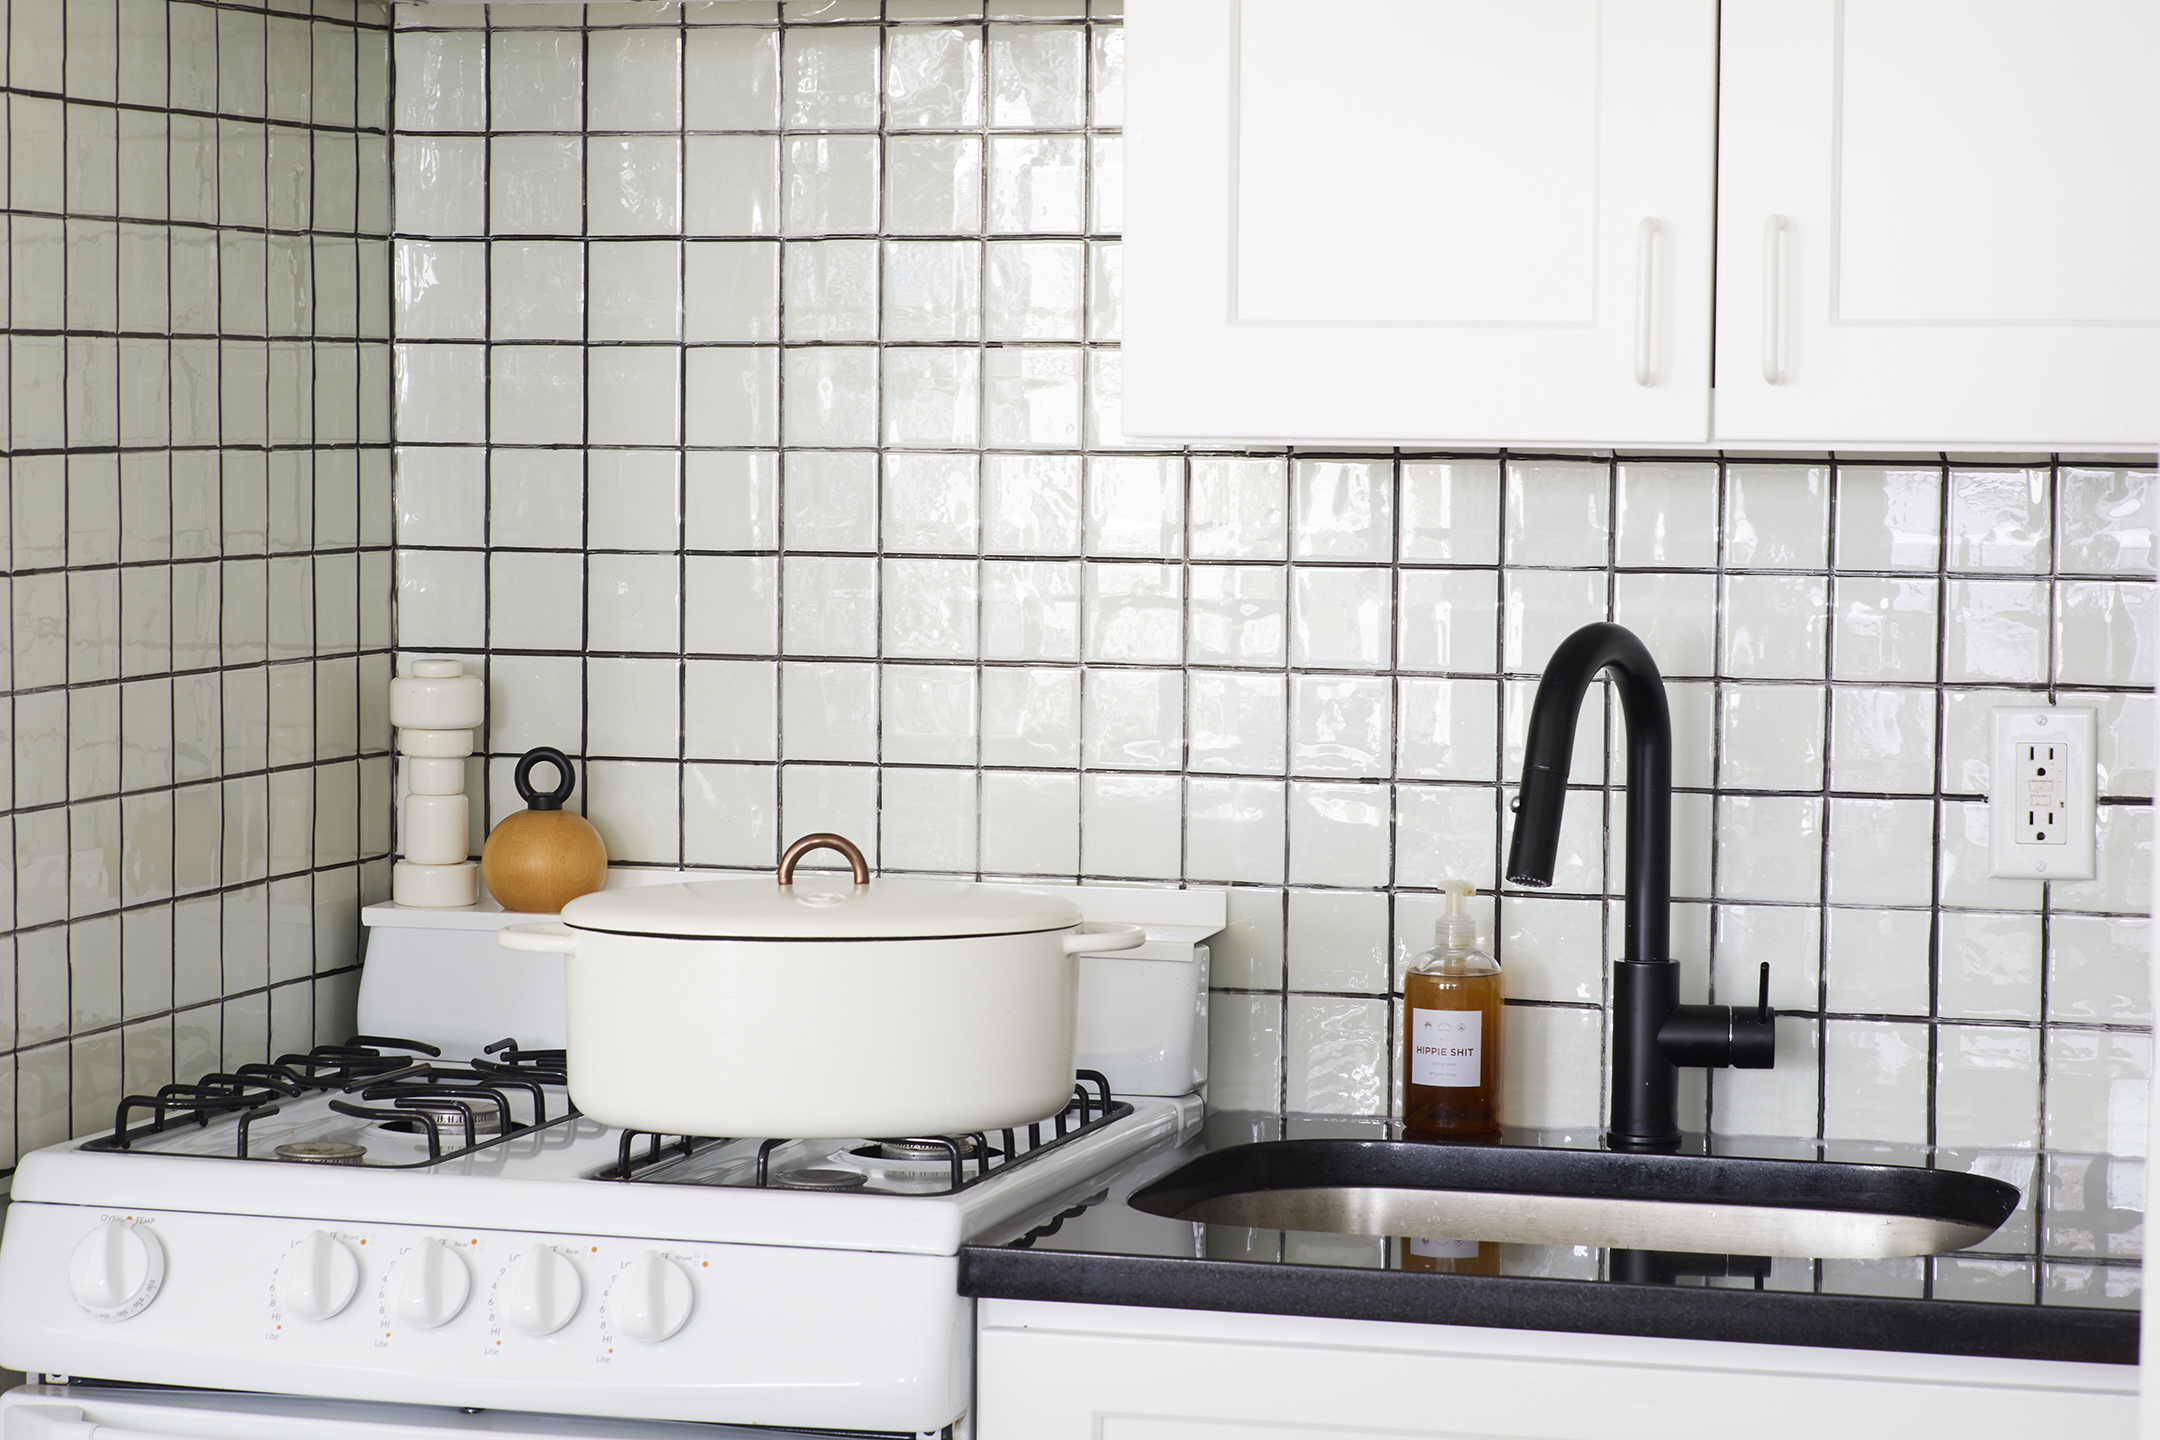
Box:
[874, 1136, 981, 1163]
[274, 1142, 365, 1165]
[771, 1168, 869, 1192]
[376, 1096, 507, 1141]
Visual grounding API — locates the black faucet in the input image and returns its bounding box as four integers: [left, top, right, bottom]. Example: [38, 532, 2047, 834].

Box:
[1505, 622, 1775, 1152]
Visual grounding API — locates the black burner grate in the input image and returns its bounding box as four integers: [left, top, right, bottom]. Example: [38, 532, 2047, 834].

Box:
[597, 1070, 1133, 1195]
[83, 1036, 578, 1165]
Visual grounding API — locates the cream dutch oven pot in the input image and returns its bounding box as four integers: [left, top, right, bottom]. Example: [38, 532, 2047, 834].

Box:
[498, 834, 1144, 1138]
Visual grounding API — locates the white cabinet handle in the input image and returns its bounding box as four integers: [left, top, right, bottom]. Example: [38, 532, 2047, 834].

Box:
[1633, 217, 1661, 388]
[1761, 215, 1790, 385]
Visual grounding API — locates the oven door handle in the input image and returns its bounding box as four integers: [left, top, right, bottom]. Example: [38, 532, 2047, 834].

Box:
[5, 1405, 191, 1440]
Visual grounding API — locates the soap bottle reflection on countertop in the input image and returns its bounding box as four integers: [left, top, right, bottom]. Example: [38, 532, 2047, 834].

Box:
[1403, 880, 1503, 1139]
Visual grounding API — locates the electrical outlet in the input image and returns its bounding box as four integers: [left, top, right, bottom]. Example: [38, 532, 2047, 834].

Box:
[1988, 705, 2096, 880]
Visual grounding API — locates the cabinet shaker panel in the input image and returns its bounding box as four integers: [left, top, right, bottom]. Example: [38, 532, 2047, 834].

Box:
[1124, 0, 1717, 446]
[1714, 0, 2160, 448]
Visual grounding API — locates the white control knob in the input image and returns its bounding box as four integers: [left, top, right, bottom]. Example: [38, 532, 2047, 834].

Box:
[68, 1220, 165, 1319]
[392, 1239, 472, 1330]
[615, 1251, 693, 1344]
[504, 1247, 583, 1336]
[278, 1230, 361, 1322]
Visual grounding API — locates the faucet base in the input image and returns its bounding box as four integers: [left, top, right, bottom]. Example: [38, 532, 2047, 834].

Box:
[1604, 1130, 1684, 1154]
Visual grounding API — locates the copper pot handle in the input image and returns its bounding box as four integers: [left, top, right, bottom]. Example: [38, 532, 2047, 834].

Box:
[777, 833, 871, 887]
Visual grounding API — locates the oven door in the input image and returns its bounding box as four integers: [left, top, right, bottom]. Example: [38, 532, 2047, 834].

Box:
[0, 1386, 838, 1440]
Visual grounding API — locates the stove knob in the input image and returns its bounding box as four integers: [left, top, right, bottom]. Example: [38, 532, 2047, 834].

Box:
[504, 1247, 582, 1336]
[68, 1220, 165, 1319]
[278, 1230, 361, 1322]
[393, 1239, 472, 1330]
[615, 1251, 693, 1344]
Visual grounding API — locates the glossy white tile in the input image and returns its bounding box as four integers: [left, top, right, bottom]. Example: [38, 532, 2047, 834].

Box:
[2048, 915, 2152, 1024]
[1825, 798, 1934, 907]
[1719, 684, 1824, 792]
[1397, 678, 1498, 783]
[1291, 676, 1390, 780]
[1399, 460, 1500, 565]
[1085, 456, 1182, 557]
[1081, 773, 1181, 879]
[1832, 578, 1939, 683]
[1720, 574, 1828, 679]
[1293, 461, 1392, 563]
[1943, 580, 2049, 684]
[2058, 466, 2156, 575]
[1830, 687, 1937, 795]
[1188, 672, 1287, 777]
[1615, 462, 1719, 568]
[2044, 1030, 2151, 1155]
[1612, 572, 1716, 677]
[1186, 779, 1286, 885]
[980, 768, 1078, 875]
[1286, 781, 1389, 889]
[1081, 668, 1180, 771]
[886, 25, 984, 128]
[1292, 567, 1391, 670]
[1824, 1019, 1930, 1144]
[781, 662, 878, 763]
[1947, 468, 2049, 572]
[1824, 908, 1931, 1017]
[1714, 795, 1823, 904]
[1836, 465, 1941, 571]
[1725, 464, 1830, 570]
[1505, 461, 1608, 568]
[1938, 911, 2042, 1022]
[1284, 996, 1388, 1116]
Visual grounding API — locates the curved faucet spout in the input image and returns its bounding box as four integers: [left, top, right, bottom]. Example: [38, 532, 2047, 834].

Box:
[1504, 622, 1672, 966]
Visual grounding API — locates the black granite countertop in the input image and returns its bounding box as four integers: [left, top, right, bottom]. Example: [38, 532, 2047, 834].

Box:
[959, 1111, 2142, 1365]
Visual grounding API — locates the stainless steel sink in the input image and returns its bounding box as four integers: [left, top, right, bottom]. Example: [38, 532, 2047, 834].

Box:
[1127, 1140, 2022, 1261]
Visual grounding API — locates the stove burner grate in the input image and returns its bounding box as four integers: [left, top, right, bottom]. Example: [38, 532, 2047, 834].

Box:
[84, 1036, 579, 1165]
[599, 1070, 1131, 1195]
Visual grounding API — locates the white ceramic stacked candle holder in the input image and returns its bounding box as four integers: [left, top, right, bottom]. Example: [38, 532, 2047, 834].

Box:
[390, 659, 484, 908]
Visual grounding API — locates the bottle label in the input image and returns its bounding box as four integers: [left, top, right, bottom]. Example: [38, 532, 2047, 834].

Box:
[1411, 1009, 1481, 1087]
[1408, 1237, 1480, 1259]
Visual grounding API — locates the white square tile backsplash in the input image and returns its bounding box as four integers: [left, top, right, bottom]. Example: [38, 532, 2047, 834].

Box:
[369, 4, 2157, 1164]
[2, 0, 396, 1164]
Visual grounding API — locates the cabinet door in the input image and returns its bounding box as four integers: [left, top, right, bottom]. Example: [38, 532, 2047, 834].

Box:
[1714, 0, 2160, 448]
[1124, 1, 1717, 446]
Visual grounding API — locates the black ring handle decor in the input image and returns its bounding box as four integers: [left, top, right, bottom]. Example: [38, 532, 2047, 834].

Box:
[777, 833, 871, 886]
[513, 747, 576, 812]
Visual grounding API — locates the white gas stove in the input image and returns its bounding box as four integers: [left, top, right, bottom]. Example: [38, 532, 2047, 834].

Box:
[0, 890, 1220, 1439]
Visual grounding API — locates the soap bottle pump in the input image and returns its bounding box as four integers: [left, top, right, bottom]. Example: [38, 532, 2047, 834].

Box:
[1402, 880, 1504, 1139]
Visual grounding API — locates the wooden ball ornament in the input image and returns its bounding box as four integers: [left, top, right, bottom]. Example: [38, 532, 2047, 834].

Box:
[480, 747, 609, 914]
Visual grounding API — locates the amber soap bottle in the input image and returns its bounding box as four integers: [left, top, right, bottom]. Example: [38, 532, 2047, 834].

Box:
[1403, 881, 1504, 1138]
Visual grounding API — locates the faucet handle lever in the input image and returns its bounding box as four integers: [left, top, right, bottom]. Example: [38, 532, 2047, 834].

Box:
[1756, 962, 1771, 1022]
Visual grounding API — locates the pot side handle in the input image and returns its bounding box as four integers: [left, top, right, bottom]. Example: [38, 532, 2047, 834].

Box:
[1062, 922, 1146, 956]
[498, 920, 580, 954]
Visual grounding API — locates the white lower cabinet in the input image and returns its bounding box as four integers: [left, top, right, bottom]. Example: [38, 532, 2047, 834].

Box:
[974, 1299, 2136, 1440]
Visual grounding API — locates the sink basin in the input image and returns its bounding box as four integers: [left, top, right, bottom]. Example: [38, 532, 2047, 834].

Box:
[1127, 1140, 2021, 1261]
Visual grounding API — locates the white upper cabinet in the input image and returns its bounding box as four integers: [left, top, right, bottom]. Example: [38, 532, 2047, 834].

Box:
[1715, 0, 2160, 449]
[1124, 0, 2159, 451]
[1123, 0, 1719, 446]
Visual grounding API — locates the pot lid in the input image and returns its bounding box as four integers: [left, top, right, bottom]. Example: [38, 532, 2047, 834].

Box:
[559, 875, 1083, 941]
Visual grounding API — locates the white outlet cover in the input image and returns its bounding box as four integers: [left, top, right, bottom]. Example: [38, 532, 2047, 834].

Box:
[1987, 705, 2097, 881]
